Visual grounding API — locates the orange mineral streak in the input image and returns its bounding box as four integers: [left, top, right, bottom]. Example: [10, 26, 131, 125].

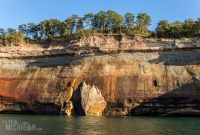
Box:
[0, 47, 199, 104]
[103, 77, 116, 101]
[0, 77, 48, 101]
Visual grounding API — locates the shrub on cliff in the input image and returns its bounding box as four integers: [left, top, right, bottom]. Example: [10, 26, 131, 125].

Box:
[1, 32, 26, 46]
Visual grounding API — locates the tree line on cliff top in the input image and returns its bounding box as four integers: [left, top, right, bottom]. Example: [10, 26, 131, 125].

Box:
[0, 10, 200, 46]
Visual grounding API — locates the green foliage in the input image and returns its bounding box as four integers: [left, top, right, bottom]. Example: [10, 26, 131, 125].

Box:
[92, 10, 107, 32]
[194, 18, 200, 36]
[7, 28, 17, 35]
[156, 20, 170, 38]
[184, 19, 195, 37]
[124, 12, 135, 29]
[75, 28, 85, 38]
[1, 9, 199, 46]
[135, 13, 151, 35]
[171, 21, 184, 37]
[64, 14, 79, 35]
[84, 13, 94, 36]
[27, 23, 38, 39]
[2, 10, 153, 43]
[38, 19, 64, 40]
[0, 28, 6, 38]
[18, 24, 27, 35]
[155, 18, 200, 38]
[106, 10, 124, 34]
[1, 32, 25, 46]
[84, 13, 94, 28]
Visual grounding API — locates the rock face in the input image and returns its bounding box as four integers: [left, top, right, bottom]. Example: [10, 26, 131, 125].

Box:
[1, 36, 200, 58]
[80, 82, 107, 116]
[0, 36, 200, 115]
[55, 79, 76, 113]
[64, 101, 75, 116]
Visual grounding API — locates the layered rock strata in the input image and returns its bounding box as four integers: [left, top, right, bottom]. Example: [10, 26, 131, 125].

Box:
[1, 36, 200, 58]
[0, 36, 200, 115]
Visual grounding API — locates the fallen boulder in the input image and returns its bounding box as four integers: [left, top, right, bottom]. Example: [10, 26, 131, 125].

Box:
[80, 82, 107, 116]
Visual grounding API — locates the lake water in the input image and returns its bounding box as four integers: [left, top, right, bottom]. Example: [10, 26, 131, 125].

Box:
[0, 114, 200, 135]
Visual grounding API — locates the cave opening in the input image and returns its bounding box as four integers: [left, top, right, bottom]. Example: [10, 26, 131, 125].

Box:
[153, 80, 158, 87]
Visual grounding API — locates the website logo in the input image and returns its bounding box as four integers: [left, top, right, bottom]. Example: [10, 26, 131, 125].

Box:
[3, 120, 42, 132]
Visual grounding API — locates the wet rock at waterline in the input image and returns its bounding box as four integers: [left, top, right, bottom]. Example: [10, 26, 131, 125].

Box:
[64, 101, 75, 116]
[54, 79, 76, 115]
[80, 82, 107, 116]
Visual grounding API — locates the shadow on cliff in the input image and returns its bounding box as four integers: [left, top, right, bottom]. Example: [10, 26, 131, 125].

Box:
[148, 49, 200, 66]
[129, 77, 200, 116]
[25, 55, 87, 68]
[71, 83, 86, 116]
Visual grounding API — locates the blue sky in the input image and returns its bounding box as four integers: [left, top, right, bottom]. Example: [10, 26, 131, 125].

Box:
[0, 0, 200, 31]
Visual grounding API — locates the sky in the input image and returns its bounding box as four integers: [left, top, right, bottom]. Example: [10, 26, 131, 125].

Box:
[0, 0, 200, 31]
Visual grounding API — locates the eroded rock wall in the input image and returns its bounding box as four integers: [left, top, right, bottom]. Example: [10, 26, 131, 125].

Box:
[0, 49, 200, 115]
[1, 36, 200, 58]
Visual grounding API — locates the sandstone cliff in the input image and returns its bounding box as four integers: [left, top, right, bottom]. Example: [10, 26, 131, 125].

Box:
[0, 35, 199, 115]
[80, 82, 106, 116]
[1, 35, 199, 58]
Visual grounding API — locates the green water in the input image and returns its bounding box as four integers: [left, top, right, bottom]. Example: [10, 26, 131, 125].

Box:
[0, 115, 200, 135]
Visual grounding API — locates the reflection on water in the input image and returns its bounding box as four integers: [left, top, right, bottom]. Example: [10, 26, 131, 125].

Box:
[0, 115, 200, 135]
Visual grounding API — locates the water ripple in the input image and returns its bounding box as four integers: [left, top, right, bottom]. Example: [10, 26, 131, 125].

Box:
[0, 115, 200, 135]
